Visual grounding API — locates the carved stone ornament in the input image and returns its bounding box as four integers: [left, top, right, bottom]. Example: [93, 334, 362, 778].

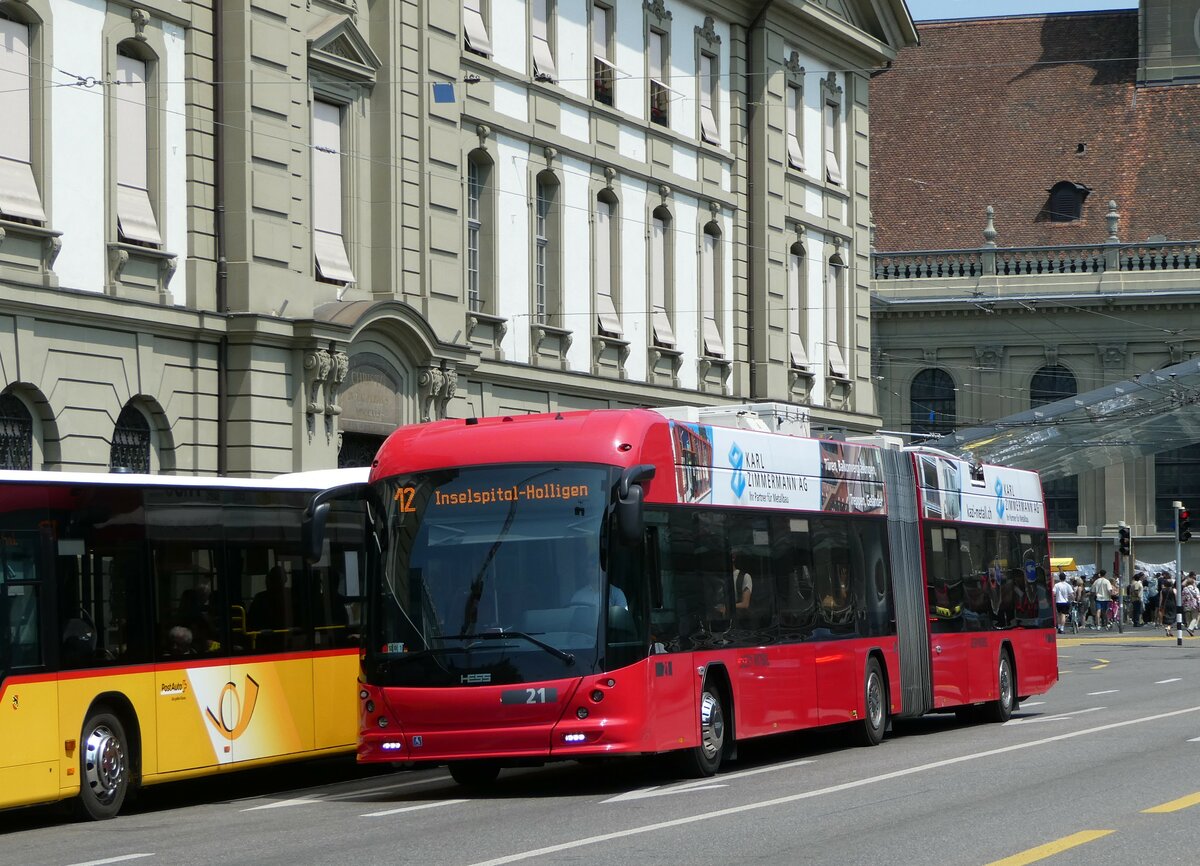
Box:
[821, 70, 842, 101]
[44, 235, 61, 268]
[975, 345, 1002, 371]
[1044, 347, 1058, 367]
[109, 246, 130, 282]
[417, 363, 460, 423]
[695, 15, 720, 47]
[130, 7, 150, 40]
[644, 0, 672, 24]
[476, 124, 491, 144]
[326, 350, 349, 415]
[160, 255, 178, 288]
[785, 51, 804, 78]
[1099, 344, 1127, 369]
[1170, 343, 1185, 365]
[304, 349, 333, 416]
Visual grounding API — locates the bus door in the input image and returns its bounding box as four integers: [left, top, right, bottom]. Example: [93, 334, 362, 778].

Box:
[311, 499, 365, 750]
[54, 486, 157, 776]
[0, 485, 59, 808]
[222, 491, 314, 764]
[925, 526, 969, 707]
[146, 491, 233, 774]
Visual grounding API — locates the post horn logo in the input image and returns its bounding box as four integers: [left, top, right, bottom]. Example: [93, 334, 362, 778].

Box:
[206, 675, 261, 740]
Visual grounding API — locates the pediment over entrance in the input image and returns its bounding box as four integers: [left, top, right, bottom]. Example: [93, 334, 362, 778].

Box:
[308, 13, 381, 83]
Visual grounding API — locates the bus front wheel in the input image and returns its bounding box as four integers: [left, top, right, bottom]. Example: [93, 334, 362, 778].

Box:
[448, 760, 501, 788]
[853, 657, 888, 747]
[77, 710, 130, 820]
[680, 683, 726, 777]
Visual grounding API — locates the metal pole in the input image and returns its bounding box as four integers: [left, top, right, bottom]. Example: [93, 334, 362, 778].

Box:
[1175, 501, 1184, 647]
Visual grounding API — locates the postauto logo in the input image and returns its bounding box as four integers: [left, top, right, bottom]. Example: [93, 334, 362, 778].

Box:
[729, 441, 746, 498]
[205, 674, 261, 740]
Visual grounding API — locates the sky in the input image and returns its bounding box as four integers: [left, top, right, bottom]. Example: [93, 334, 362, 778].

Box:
[906, 0, 1136, 21]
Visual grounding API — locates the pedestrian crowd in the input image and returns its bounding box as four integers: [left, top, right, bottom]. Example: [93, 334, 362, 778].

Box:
[1056, 569, 1199, 636]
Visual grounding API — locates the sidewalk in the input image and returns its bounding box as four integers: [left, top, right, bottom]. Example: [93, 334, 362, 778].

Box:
[1056, 623, 1200, 647]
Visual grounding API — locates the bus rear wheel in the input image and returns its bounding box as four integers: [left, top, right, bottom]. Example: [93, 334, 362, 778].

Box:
[981, 650, 1016, 723]
[77, 710, 130, 820]
[852, 658, 888, 747]
[448, 760, 501, 788]
[680, 683, 726, 777]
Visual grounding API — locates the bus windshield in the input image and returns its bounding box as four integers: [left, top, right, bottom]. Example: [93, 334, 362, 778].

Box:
[366, 464, 627, 687]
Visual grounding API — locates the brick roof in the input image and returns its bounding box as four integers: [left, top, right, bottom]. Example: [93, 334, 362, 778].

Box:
[869, 12, 1200, 252]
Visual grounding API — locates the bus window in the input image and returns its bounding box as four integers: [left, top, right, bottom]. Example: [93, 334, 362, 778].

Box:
[726, 514, 773, 636]
[812, 518, 855, 637]
[770, 515, 816, 641]
[1, 528, 44, 668]
[146, 493, 226, 658]
[55, 487, 151, 668]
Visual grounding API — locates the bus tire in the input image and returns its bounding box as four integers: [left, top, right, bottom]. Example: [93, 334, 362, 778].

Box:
[679, 683, 727, 777]
[76, 710, 130, 820]
[853, 657, 888, 747]
[981, 650, 1016, 723]
[448, 760, 501, 788]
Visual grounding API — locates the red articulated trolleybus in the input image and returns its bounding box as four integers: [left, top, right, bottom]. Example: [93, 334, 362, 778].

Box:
[306, 404, 1057, 786]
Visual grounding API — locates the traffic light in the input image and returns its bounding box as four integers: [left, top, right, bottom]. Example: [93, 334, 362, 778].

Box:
[1118, 524, 1131, 557]
[1179, 507, 1192, 544]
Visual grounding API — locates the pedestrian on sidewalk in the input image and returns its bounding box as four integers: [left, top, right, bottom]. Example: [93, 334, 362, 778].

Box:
[1183, 575, 1199, 636]
[1054, 571, 1073, 633]
[1160, 573, 1177, 635]
[1092, 570, 1113, 630]
[1129, 572, 1144, 627]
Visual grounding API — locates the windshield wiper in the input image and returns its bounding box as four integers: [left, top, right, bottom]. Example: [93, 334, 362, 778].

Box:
[440, 631, 575, 665]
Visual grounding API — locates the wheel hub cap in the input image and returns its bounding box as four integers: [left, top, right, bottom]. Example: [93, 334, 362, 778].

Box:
[699, 692, 724, 760]
[84, 725, 125, 803]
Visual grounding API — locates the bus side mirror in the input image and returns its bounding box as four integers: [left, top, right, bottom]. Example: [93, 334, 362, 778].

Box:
[303, 501, 331, 564]
[303, 481, 370, 564]
[616, 464, 656, 545]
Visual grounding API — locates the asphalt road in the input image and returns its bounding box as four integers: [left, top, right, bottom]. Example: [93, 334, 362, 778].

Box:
[4, 633, 1200, 866]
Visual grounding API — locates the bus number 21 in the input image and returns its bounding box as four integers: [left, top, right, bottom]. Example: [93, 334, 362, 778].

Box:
[525, 688, 548, 704]
[394, 487, 417, 513]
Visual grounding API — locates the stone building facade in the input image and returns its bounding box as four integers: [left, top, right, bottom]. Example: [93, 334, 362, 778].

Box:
[0, 0, 915, 477]
[869, 4, 1200, 568]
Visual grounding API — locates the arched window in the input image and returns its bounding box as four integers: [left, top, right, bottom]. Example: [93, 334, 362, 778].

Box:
[825, 253, 848, 377]
[909, 368, 955, 436]
[788, 240, 808, 368]
[1030, 365, 1079, 532]
[110, 404, 151, 473]
[534, 171, 560, 324]
[594, 189, 621, 337]
[0, 391, 33, 470]
[1156, 445, 1200, 531]
[1044, 181, 1089, 223]
[649, 205, 674, 347]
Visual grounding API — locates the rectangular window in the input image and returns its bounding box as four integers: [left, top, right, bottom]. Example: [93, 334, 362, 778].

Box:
[593, 4, 614, 106]
[464, 0, 492, 57]
[531, 0, 556, 81]
[467, 160, 482, 312]
[824, 101, 843, 185]
[535, 182, 549, 322]
[594, 199, 622, 336]
[788, 251, 808, 368]
[312, 99, 355, 284]
[0, 18, 44, 223]
[701, 231, 724, 357]
[649, 30, 668, 126]
[786, 84, 804, 170]
[826, 257, 848, 378]
[650, 215, 674, 347]
[698, 52, 719, 145]
[115, 54, 161, 246]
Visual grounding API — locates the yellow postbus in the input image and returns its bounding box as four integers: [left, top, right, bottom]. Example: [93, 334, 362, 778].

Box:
[0, 468, 366, 819]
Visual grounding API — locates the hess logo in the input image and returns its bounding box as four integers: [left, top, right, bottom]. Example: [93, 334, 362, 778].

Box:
[206, 675, 261, 740]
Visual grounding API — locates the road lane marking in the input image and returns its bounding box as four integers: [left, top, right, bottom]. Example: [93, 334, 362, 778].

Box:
[1087, 690, 1118, 695]
[1090, 659, 1109, 670]
[984, 830, 1112, 866]
[241, 798, 322, 812]
[1003, 707, 1104, 726]
[603, 757, 814, 803]
[361, 798, 467, 818]
[463, 705, 1200, 866]
[1156, 678, 1182, 685]
[1020, 701, 1044, 708]
[65, 856, 155, 866]
[324, 774, 453, 801]
[1143, 791, 1200, 813]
